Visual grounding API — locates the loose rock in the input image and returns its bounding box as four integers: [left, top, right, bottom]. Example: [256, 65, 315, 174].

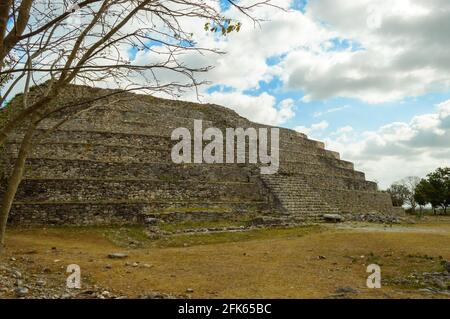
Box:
[108, 253, 129, 259]
[323, 214, 345, 223]
[144, 217, 159, 225]
[335, 287, 359, 294]
[443, 260, 450, 273]
[15, 287, 29, 297]
[11, 270, 22, 279]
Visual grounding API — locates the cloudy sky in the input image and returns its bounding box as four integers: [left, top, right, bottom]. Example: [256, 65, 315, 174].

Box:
[133, 0, 450, 188]
[6, 0, 449, 189]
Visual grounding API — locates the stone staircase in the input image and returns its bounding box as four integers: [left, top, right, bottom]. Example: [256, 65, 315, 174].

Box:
[260, 174, 340, 220]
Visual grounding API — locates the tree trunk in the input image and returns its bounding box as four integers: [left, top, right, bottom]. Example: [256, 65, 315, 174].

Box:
[411, 201, 416, 213]
[0, 122, 36, 252]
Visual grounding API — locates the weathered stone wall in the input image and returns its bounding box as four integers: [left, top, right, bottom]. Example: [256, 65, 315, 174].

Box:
[8, 201, 269, 225]
[19, 159, 257, 182]
[315, 188, 395, 213]
[2, 85, 397, 225]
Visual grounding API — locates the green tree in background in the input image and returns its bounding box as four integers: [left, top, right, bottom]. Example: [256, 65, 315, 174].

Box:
[414, 167, 450, 215]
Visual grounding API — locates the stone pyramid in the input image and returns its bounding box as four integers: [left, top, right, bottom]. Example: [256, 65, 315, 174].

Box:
[2, 85, 396, 226]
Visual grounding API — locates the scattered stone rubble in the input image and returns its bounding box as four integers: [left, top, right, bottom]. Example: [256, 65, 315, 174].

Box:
[0, 256, 176, 299]
[385, 261, 450, 295]
[0, 261, 109, 299]
[344, 212, 405, 224]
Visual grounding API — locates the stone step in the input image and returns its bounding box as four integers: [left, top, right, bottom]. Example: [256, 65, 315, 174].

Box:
[17, 158, 257, 182]
[73, 108, 211, 125]
[281, 158, 353, 170]
[9, 130, 175, 149]
[3, 179, 267, 202]
[11, 156, 365, 183]
[279, 163, 366, 180]
[6, 141, 356, 175]
[36, 116, 207, 137]
[6, 142, 171, 163]
[74, 99, 209, 119]
[10, 128, 343, 161]
[8, 201, 270, 225]
[255, 173, 377, 192]
[314, 188, 394, 214]
[302, 173, 378, 191]
[260, 175, 340, 217]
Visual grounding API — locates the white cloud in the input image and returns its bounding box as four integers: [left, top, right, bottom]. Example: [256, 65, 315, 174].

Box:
[122, 0, 450, 105]
[335, 125, 353, 134]
[313, 105, 350, 117]
[437, 99, 450, 117]
[6, 0, 450, 106]
[6, 0, 450, 191]
[324, 100, 450, 188]
[108, 2, 450, 189]
[203, 91, 295, 126]
[277, 0, 450, 103]
[294, 120, 329, 136]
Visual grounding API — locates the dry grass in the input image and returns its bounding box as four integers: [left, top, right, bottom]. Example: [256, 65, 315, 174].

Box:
[1, 217, 450, 299]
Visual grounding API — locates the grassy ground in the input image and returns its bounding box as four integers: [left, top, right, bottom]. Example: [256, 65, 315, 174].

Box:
[1, 216, 449, 299]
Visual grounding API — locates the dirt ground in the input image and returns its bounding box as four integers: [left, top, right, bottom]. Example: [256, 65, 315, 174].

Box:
[1, 216, 449, 299]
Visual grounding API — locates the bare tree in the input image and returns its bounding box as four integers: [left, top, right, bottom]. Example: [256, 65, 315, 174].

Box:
[400, 176, 421, 213]
[0, 0, 275, 250]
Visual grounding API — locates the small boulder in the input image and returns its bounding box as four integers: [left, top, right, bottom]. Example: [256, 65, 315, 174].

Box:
[443, 260, 450, 273]
[108, 253, 129, 259]
[15, 287, 29, 297]
[323, 214, 345, 223]
[144, 217, 159, 225]
[42, 267, 51, 274]
[335, 286, 359, 294]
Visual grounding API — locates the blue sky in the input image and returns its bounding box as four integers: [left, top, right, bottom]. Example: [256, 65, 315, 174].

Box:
[183, 0, 450, 188]
[4, 0, 447, 189]
[206, 1, 450, 136]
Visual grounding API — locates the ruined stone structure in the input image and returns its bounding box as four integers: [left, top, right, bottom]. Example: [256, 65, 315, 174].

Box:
[1, 86, 396, 225]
